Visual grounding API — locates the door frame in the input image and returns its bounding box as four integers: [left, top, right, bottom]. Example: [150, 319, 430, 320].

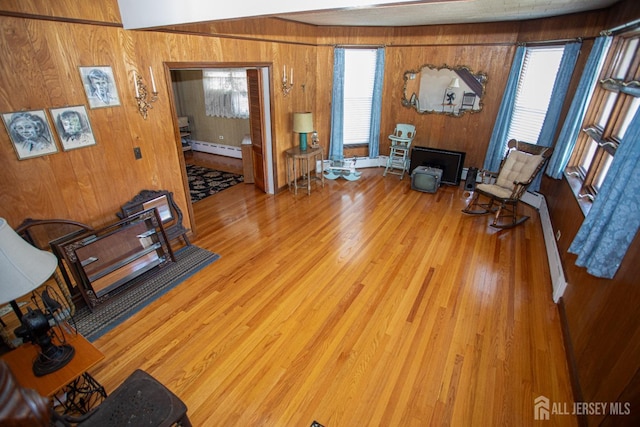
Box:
[164, 61, 276, 237]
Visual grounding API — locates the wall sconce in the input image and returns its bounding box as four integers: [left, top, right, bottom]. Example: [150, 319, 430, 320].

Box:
[293, 112, 313, 151]
[282, 65, 294, 97]
[134, 67, 158, 119]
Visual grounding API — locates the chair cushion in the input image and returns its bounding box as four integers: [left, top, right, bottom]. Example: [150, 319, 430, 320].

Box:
[495, 150, 543, 190]
[476, 183, 514, 199]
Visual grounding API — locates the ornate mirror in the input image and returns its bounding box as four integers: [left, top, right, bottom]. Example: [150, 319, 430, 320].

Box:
[402, 64, 487, 116]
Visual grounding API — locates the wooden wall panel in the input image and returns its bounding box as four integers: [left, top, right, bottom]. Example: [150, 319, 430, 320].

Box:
[542, 176, 640, 425]
[164, 17, 318, 45]
[0, 14, 320, 229]
[0, 0, 121, 24]
[517, 10, 608, 42]
[316, 21, 519, 46]
[377, 44, 514, 168]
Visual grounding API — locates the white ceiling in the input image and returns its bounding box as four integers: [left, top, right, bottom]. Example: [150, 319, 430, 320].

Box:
[277, 0, 620, 27]
[118, 0, 620, 29]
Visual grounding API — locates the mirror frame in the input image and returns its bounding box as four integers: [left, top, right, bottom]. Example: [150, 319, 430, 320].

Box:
[402, 64, 488, 117]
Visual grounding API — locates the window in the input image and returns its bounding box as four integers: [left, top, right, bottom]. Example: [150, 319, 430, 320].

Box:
[202, 69, 249, 119]
[343, 49, 377, 145]
[566, 32, 640, 200]
[507, 46, 565, 145]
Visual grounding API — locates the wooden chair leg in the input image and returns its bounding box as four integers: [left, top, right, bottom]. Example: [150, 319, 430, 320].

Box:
[462, 192, 490, 215]
[490, 202, 529, 229]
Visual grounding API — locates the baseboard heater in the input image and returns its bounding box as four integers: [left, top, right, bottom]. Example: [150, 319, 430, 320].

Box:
[190, 140, 242, 159]
[317, 156, 386, 172]
[538, 194, 568, 302]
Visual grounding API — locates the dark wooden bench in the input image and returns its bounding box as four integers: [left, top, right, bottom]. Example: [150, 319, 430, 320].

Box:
[117, 189, 191, 248]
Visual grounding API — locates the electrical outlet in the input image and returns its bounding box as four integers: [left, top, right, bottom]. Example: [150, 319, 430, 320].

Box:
[218, 135, 224, 140]
[133, 147, 142, 159]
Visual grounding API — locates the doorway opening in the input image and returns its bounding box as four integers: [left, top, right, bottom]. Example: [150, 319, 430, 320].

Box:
[165, 63, 275, 235]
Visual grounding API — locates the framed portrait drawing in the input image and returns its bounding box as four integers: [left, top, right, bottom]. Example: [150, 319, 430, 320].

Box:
[79, 66, 121, 109]
[50, 105, 97, 151]
[1, 109, 59, 160]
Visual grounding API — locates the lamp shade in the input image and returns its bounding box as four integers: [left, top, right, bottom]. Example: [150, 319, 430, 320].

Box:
[449, 78, 460, 88]
[293, 112, 314, 133]
[0, 218, 57, 305]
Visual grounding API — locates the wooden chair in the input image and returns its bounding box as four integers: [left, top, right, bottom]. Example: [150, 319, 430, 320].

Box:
[117, 190, 191, 249]
[0, 361, 191, 427]
[462, 139, 552, 228]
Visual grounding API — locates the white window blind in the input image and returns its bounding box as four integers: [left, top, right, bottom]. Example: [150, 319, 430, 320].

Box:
[343, 49, 377, 145]
[507, 46, 565, 145]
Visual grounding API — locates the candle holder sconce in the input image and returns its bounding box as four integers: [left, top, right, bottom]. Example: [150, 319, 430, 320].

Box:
[133, 68, 159, 119]
[282, 65, 294, 97]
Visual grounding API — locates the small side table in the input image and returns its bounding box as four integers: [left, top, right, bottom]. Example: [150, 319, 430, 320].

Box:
[285, 146, 325, 195]
[1, 332, 107, 415]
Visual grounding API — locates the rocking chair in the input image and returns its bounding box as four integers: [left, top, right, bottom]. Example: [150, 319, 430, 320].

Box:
[462, 139, 552, 229]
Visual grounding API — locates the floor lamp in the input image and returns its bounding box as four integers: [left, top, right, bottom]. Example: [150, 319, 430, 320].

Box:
[0, 218, 75, 376]
[293, 112, 314, 151]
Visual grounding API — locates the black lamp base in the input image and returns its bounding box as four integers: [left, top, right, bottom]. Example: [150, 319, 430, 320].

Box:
[33, 344, 75, 377]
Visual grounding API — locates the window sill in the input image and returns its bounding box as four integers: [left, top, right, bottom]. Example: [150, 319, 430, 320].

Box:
[564, 172, 591, 217]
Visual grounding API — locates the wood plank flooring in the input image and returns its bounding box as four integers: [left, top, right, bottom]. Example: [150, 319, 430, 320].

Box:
[90, 156, 576, 426]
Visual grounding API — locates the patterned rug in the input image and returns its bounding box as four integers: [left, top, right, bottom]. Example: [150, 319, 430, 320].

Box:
[74, 245, 220, 341]
[187, 164, 244, 202]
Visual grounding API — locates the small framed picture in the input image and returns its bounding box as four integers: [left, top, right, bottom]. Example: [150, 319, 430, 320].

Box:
[1, 110, 58, 160]
[50, 105, 97, 151]
[79, 66, 121, 109]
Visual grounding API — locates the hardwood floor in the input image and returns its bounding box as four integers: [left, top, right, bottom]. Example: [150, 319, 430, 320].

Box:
[90, 163, 576, 426]
[185, 151, 243, 175]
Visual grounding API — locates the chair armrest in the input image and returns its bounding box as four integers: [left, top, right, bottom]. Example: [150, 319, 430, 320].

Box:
[509, 181, 530, 200]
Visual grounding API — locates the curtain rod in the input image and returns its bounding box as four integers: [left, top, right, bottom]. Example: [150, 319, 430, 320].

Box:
[604, 18, 640, 36]
[519, 37, 584, 47]
[332, 44, 386, 48]
[322, 38, 588, 49]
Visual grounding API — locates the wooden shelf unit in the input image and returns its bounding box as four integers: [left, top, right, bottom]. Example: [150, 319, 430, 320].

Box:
[178, 116, 192, 152]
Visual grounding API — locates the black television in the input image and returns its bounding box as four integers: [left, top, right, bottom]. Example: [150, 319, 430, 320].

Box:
[409, 146, 466, 186]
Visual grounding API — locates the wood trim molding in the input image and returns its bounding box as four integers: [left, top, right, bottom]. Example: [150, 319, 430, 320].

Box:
[0, 10, 122, 27]
[556, 297, 589, 427]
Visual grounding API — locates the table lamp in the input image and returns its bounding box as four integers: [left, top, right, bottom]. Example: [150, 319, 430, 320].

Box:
[293, 112, 314, 151]
[0, 218, 75, 376]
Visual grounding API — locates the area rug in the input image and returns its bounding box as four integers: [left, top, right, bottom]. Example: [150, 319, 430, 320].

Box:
[74, 245, 220, 342]
[187, 164, 243, 203]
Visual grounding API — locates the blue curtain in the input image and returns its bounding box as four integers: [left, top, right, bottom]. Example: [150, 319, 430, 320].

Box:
[546, 36, 613, 178]
[368, 48, 385, 158]
[568, 107, 640, 279]
[329, 48, 345, 162]
[529, 41, 582, 191]
[484, 45, 526, 171]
